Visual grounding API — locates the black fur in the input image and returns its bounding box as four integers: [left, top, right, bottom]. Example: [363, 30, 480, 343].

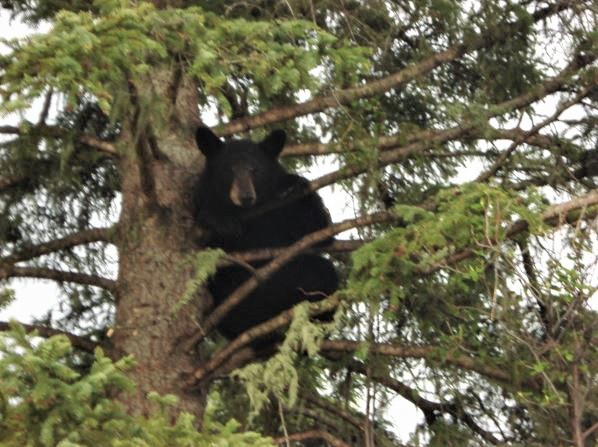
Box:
[194, 127, 338, 349]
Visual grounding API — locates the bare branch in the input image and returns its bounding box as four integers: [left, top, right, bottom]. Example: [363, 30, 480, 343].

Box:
[583, 421, 598, 441]
[0, 321, 98, 352]
[320, 339, 541, 390]
[304, 394, 365, 431]
[0, 265, 116, 291]
[218, 0, 579, 136]
[281, 127, 576, 157]
[1, 227, 115, 265]
[569, 345, 585, 447]
[37, 89, 53, 125]
[518, 238, 554, 338]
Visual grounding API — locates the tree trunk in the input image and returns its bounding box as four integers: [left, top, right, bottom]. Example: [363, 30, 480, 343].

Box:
[111, 71, 208, 419]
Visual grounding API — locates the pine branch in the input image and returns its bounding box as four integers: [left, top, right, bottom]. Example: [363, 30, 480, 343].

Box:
[0, 265, 116, 291]
[218, 0, 578, 136]
[425, 189, 598, 275]
[1, 227, 115, 265]
[0, 321, 98, 352]
[191, 189, 596, 355]
[186, 192, 598, 385]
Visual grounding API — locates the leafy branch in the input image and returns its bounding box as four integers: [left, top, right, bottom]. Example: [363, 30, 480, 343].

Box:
[217, 0, 579, 136]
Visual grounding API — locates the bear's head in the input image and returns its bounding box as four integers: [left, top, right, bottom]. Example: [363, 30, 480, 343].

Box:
[195, 127, 287, 208]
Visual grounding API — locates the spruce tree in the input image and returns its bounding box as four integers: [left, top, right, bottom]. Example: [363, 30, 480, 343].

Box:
[0, 1, 597, 445]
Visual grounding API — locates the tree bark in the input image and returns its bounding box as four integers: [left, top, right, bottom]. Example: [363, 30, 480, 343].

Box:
[111, 70, 209, 420]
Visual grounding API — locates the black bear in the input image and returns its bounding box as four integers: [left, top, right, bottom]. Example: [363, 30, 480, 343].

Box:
[193, 126, 338, 350]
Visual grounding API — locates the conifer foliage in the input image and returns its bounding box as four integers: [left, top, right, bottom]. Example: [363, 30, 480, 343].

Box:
[0, 0, 597, 445]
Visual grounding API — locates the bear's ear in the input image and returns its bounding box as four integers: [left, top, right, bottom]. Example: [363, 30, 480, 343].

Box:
[260, 129, 286, 158]
[195, 126, 223, 158]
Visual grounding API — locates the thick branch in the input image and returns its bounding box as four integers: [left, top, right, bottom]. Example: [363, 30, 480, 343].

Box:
[218, 0, 577, 136]
[0, 321, 98, 352]
[1, 227, 114, 265]
[226, 239, 366, 264]
[0, 265, 116, 291]
[281, 127, 575, 157]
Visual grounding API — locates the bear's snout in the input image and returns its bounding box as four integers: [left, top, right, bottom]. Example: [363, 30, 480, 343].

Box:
[229, 170, 257, 208]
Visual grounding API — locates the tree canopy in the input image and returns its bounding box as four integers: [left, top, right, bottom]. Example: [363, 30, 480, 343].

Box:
[0, 0, 597, 446]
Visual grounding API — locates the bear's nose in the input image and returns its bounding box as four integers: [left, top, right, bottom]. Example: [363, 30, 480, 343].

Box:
[239, 194, 256, 207]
